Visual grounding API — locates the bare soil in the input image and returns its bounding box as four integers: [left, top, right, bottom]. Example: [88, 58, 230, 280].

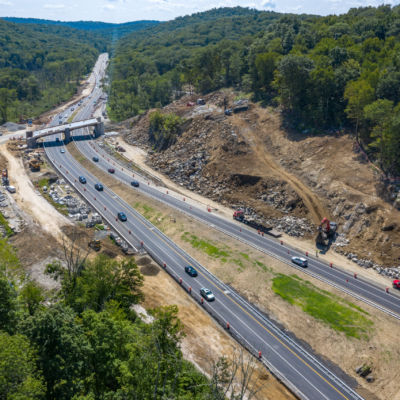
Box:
[68, 142, 400, 400]
[120, 91, 400, 269]
[1, 144, 72, 238]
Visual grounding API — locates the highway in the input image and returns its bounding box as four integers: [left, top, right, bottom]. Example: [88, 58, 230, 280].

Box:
[71, 102, 400, 321]
[42, 53, 365, 400]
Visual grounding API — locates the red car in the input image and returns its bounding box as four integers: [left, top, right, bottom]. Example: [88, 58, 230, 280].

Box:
[108, 168, 115, 174]
[393, 280, 400, 289]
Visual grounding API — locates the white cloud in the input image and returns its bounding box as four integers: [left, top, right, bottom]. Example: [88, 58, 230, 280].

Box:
[0, 0, 12, 5]
[103, 3, 116, 9]
[43, 3, 65, 8]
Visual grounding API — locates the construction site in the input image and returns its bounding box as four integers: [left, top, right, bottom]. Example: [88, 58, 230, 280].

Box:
[114, 89, 400, 281]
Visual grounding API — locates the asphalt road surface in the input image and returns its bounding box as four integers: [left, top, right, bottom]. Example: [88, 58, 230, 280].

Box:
[42, 53, 365, 400]
[72, 107, 400, 322]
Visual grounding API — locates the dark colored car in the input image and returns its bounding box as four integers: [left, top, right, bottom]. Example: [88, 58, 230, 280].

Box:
[92, 156, 99, 162]
[94, 183, 103, 191]
[185, 265, 198, 277]
[55, 137, 60, 142]
[79, 176, 87, 184]
[200, 287, 215, 302]
[108, 168, 115, 174]
[117, 212, 127, 222]
[131, 180, 140, 187]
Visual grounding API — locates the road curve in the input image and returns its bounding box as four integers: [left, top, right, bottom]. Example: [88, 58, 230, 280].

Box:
[72, 117, 400, 321]
[43, 53, 365, 400]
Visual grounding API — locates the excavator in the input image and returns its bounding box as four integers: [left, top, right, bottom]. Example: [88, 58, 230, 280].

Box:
[316, 217, 337, 246]
[88, 239, 101, 252]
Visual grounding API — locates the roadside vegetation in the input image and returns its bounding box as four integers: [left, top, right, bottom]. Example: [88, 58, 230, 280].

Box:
[272, 274, 373, 339]
[1, 235, 261, 399]
[109, 5, 400, 175]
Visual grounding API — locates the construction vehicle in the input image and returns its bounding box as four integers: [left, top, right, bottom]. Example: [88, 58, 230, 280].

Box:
[29, 159, 41, 171]
[88, 240, 101, 252]
[2, 169, 9, 186]
[316, 217, 337, 246]
[233, 209, 272, 234]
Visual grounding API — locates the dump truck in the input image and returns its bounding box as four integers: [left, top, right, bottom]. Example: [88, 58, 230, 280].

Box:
[316, 217, 337, 246]
[29, 159, 41, 172]
[233, 209, 272, 234]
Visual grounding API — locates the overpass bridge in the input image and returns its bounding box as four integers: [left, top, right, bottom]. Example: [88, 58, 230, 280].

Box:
[26, 117, 104, 148]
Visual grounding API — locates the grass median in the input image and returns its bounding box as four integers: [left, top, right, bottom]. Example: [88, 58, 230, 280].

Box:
[272, 274, 373, 339]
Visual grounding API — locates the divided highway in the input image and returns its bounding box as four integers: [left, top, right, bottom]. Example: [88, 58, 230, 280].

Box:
[72, 119, 400, 321]
[42, 54, 366, 400]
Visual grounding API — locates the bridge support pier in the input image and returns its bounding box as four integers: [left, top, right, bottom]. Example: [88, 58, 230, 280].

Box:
[26, 131, 37, 148]
[64, 128, 71, 143]
[94, 117, 104, 138]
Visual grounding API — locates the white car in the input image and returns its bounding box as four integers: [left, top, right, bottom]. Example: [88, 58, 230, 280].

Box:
[200, 287, 215, 302]
[291, 256, 308, 267]
[60, 149, 65, 154]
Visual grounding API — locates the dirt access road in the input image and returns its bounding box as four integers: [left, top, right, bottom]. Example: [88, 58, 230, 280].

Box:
[233, 111, 328, 224]
[1, 145, 71, 238]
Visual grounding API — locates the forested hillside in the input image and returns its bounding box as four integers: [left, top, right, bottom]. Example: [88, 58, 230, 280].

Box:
[0, 20, 106, 123]
[109, 5, 400, 175]
[2, 17, 159, 38]
[0, 242, 238, 399]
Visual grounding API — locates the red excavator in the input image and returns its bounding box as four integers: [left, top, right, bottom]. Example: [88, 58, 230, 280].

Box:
[316, 217, 337, 246]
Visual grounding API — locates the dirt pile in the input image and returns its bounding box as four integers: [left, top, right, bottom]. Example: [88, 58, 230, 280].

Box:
[122, 90, 400, 267]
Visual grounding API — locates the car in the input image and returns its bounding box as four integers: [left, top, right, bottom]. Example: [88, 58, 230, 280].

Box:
[94, 183, 103, 191]
[185, 265, 198, 277]
[131, 180, 140, 187]
[79, 176, 87, 184]
[6, 186, 16, 193]
[108, 168, 115, 174]
[92, 156, 99, 162]
[60, 149, 65, 154]
[117, 212, 127, 222]
[291, 256, 308, 267]
[200, 287, 215, 301]
[55, 137, 60, 142]
[393, 280, 400, 290]
[58, 121, 63, 125]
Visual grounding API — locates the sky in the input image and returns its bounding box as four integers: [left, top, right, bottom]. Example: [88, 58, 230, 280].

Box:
[0, 0, 399, 23]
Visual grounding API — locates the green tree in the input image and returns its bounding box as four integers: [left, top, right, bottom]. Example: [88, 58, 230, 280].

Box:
[19, 304, 91, 400]
[344, 79, 374, 143]
[275, 54, 314, 118]
[364, 99, 394, 167]
[74, 255, 144, 313]
[0, 273, 17, 334]
[20, 280, 44, 316]
[0, 332, 45, 399]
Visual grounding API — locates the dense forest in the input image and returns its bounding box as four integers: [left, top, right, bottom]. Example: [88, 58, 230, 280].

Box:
[108, 5, 400, 175]
[2, 17, 160, 39]
[0, 237, 249, 399]
[0, 20, 107, 123]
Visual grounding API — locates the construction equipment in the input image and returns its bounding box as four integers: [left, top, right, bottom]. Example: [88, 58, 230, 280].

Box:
[2, 169, 9, 186]
[233, 209, 280, 236]
[88, 240, 101, 252]
[29, 159, 41, 171]
[316, 217, 337, 246]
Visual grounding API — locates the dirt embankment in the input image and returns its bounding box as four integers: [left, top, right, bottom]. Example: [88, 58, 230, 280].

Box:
[121, 90, 400, 268]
